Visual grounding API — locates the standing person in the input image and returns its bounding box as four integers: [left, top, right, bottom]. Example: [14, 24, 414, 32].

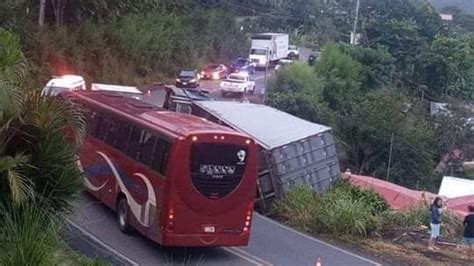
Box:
[428, 197, 443, 251]
[463, 205, 474, 258]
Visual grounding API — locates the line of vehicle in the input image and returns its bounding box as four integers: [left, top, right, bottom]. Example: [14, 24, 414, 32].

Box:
[255, 213, 383, 266]
[65, 218, 140, 266]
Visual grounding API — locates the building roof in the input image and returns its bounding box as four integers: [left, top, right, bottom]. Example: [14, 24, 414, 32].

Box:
[194, 101, 331, 150]
[438, 176, 474, 198]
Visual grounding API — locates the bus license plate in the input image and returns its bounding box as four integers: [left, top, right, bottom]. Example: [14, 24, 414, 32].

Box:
[204, 226, 215, 233]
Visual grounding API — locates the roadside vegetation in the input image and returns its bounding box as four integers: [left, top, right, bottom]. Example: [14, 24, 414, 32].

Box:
[0, 28, 103, 265]
[275, 183, 469, 264]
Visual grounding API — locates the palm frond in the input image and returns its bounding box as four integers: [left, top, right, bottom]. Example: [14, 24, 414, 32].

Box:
[0, 80, 23, 122]
[0, 29, 28, 86]
[20, 92, 86, 147]
[0, 154, 33, 205]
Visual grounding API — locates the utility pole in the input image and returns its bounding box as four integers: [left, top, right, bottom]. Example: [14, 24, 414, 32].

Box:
[39, 0, 46, 26]
[386, 133, 394, 181]
[262, 50, 269, 104]
[351, 0, 361, 45]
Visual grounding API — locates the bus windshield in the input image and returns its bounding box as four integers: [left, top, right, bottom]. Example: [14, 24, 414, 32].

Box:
[190, 143, 248, 199]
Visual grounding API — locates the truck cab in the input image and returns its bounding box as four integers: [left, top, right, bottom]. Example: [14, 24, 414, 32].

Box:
[41, 75, 86, 96]
[249, 33, 289, 68]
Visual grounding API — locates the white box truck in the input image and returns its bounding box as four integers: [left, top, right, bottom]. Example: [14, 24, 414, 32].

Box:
[249, 33, 289, 68]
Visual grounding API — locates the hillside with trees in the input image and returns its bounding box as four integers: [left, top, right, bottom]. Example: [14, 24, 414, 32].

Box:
[430, 0, 474, 13]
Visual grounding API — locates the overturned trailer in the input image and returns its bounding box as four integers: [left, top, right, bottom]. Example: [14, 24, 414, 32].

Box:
[190, 101, 340, 211]
[149, 86, 340, 211]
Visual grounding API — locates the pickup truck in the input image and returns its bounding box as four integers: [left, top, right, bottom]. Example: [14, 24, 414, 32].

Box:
[220, 73, 256, 97]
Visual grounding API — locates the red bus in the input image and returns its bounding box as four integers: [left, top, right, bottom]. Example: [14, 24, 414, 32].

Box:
[62, 91, 258, 247]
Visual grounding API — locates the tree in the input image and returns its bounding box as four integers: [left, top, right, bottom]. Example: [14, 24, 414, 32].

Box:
[268, 43, 437, 189]
[417, 34, 474, 99]
[0, 29, 85, 210]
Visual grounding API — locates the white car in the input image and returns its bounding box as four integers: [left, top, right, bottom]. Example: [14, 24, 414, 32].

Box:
[41, 75, 86, 96]
[287, 45, 299, 59]
[220, 73, 256, 97]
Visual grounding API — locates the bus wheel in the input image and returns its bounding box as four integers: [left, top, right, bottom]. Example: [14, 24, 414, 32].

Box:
[117, 198, 131, 233]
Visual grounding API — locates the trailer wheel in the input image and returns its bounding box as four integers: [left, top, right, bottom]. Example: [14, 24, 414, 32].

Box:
[117, 197, 132, 234]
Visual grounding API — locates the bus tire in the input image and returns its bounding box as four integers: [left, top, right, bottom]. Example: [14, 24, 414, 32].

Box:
[117, 197, 132, 234]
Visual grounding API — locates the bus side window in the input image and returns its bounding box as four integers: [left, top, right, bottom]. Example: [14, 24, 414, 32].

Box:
[138, 132, 157, 165]
[127, 126, 142, 160]
[88, 112, 102, 138]
[115, 123, 131, 152]
[104, 118, 120, 147]
[96, 115, 109, 141]
[152, 139, 170, 175]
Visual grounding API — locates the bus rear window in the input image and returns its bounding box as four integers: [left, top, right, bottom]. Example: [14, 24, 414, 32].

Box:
[190, 143, 248, 199]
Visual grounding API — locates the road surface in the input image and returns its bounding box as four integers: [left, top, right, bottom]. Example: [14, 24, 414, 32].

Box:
[68, 193, 382, 266]
[143, 47, 313, 107]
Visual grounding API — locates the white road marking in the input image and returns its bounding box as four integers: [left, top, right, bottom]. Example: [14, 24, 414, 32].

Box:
[65, 218, 139, 266]
[223, 247, 265, 266]
[255, 213, 382, 266]
[226, 247, 273, 266]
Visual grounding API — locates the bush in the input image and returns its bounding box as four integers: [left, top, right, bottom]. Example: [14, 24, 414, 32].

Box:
[0, 204, 57, 266]
[332, 180, 389, 215]
[274, 186, 319, 232]
[275, 181, 388, 237]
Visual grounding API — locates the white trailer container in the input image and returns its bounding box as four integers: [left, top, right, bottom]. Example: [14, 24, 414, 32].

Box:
[190, 101, 340, 212]
[249, 33, 289, 68]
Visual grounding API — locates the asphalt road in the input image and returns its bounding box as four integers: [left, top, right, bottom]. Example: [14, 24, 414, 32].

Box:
[68, 193, 382, 266]
[144, 47, 314, 107]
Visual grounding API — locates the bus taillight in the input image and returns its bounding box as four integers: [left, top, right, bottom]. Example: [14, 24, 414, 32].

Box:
[166, 209, 175, 232]
[244, 208, 253, 232]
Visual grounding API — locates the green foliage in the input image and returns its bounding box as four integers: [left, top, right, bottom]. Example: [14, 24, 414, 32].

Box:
[275, 181, 388, 237]
[267, 62, 329, 123]
[0, 204, 57, 266]
[418, 34, 474, 99]
[381, 207, 429, 230]
[332, 180, 389, 215]
[274, 186, 320, 232]
[23, 9, 246, 87]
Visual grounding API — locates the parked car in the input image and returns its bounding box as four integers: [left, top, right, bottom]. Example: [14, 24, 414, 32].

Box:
[200, 64, 228, 80]
[229, 58, 255, 74]
[220, 73, 255, 97]
[175, 69, 200, 88]
[287, 45, 300, 59]
[274, 59, 294, 72]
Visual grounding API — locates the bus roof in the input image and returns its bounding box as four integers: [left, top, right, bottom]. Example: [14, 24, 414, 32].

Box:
[72, 91, 236, 138]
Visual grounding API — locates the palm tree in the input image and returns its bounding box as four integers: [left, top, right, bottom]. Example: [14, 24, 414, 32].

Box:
[0, 28, 85, 210]
[0, 30, 32, 206]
